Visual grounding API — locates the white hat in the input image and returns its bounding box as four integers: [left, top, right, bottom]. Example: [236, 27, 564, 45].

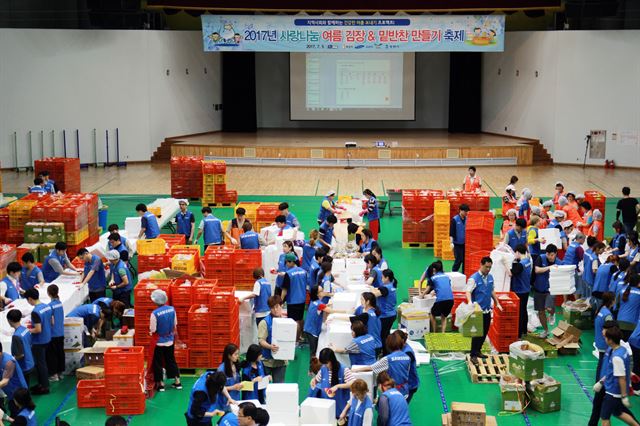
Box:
[566, 190, 575, 197]
[531, 206, 541, 215]
[542, 200, 553, 208]
[593, 209, 603, 220]
[562, 220, 574, 229]
[505, 184, 516, 192]
[576, 193, 585, 200]
[558, 196, 568, 207]
[178, 199, 189, 205]
[555, 181, 564, 187]
[151, 289, 168, 305]
[507, 208, 517, 217]
[105, 250, 120, 261]
[553, 210, 566, 218]
[326, 190, 336, 197]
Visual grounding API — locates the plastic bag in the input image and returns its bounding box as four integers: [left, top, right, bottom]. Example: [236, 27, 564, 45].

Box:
[454, 302, 476, 328]
[509, 341, 545, 360]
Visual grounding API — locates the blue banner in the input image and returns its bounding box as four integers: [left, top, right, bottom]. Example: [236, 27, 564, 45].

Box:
[202, 14, 505, 52]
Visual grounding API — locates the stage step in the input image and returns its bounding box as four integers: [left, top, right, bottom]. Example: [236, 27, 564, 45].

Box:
[525, 140, 553, 165]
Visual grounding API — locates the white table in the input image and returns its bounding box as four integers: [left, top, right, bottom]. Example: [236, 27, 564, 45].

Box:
[0, 275, 88, 354]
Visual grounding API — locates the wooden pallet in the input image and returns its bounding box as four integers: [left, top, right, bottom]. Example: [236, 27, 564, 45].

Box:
[202, 202, 237, 208]
[402, 241, 434, 249]
[466, 354, 510, 384]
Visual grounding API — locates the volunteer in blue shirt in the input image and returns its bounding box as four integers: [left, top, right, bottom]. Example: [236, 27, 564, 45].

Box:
[564, 233, 586, 296]
[236, 402, 260, 426]
[449, 204, 470, 273]
[353, 292, 383, 352]
[106, 250, 133, 307]
[41, 242, 81, 283]
[217, 344, 243, 409]
[302, 230, 320, 271]
[595, 327, 636, 426]
[594, 293, 615, 381]
[510, 245, 532, 338]
[240, 345, 269, 404]
[318, 190, 339, 225]
[39, 171, 56, 194]
[307, 249, 325, 289]
[28, 177, 46, 194]
[275, 241, 295, 289]
[0, 350, 27, 418]
[360, 189, 381, 240]
[150, 289, 182, 392]
[274, 215, 293, 237]
[176, 199, 196, 244]
[618, 274, 640, 342]
[19, 253, 44, 292]
[185, 370, 230, 425]
[1, 262, 22, 303]
[10, 388, 37, 426]
[310, 348, 354, 419]
[526, 216, 546, 262]
[238, 268, 272, 326]
[66, 303, 104, 339]
[197, 207, 223, 249]
[339, 379, 374, 426]
[279, 253, 308, 344]
[610, 221, 627, 256]
[370, 269, 398, 355]
[7, 309, 35, 384]
[332, 320, 377, 367]
[467, 256, 503, 366]
[375, 372, 412, 426]
[278, 202, 300, 230]
[77, 248, 107, 301]
[532, 245, 559, 339]
[24, 288, 52, 394]
[318, 215, 338, 251]
[359, 229, 378, 255]
[372, 246, 389, 271]
[257, 296, 287, 383]
[364, 254, 383, 289]
[107, 224, 130, 252]
[594, 255, 617, 303]
[47, 284, 65, 381]
[584, 238, 606, 296]
[419, 261, 453, 333]
[396, 330, 420, 403]
[503, 218, 528, 251]
[136, 203, 161, 239]
[303, 286, 324, 359]
[239, 222, 265, 249]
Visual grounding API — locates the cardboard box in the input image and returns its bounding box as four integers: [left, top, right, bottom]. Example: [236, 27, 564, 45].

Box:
[113, 329, 135, 347]
[401, 311, 430, 340]
[509, 355, 544, 382]
[450, 402, 486, 426]
[546, 320, 581, 354]
[41, 223, 65, 244]
[23, 224, 44, 244]
[64, 349, 84, 375]
[300, 397, 336, 425]
[443, 413, 496, 426]
[461, 312, 484, 338]
[80, 341, 118, 366]
[64, 317, 85, 350]
[500, 375, 526, 412]
[562, 305, 592, 330]
[38, 243, 56, 262]
[76, 365, 105, 380]
[529, 376, 561, 413]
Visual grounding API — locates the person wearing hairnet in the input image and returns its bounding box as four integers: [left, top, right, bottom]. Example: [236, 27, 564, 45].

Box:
[176, 199, 196, 244]
[105, 250, 132, 308]
[149, 289, 182, 392]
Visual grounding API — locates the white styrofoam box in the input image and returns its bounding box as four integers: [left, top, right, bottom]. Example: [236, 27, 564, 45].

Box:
[346, 258, 367, 277]
[64, 317, 85, 350]
[112, 329, 135, 347]
[326, 321, 353, 349]
[332, 292, 358, 312]
[346, 284, 368, 301]
[124, 217, 142, 238]
[412, 295, 436, 311]
[64, 349, 84, 375]
[266, 410, 299, 426]
[300, 397, 336, 425]
[332, 258, 347, 275]
[490, 248, 515, 292]
[407, 339, 427, 353]
[273, 318, 297, 342]
[539, 228, 561, 250]
[445, 272, 467, 292]
[272, 339, 296, 361]
[266, 384, 299, 412]
[400, 312, 430, 340]
[350, 366, 374, 399]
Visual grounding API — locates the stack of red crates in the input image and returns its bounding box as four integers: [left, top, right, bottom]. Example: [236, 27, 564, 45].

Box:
[170, 277, 195, 346]
[70, 193, 100, 245]
[34, 157, 81, 193]
[104, 347, 146, 416]
[446, 191, 491, 218]
[137, 254, 171, 273]
[233, 249, 262, 290]
[0, 244, 17, 279]
[187, 304, 214, 368]
[158, 234, 186, 250]
[209, 287, 239, 364]
[255, 203, 280, 231]
[77, 379, 106, 408]
[464, 211, 495, 278]
[170, 156, 203, 199]
[133, 280, 173, 350]
[201, 246, 234, 285]
[0, 209, 9, 242]
[401, 190, 445, 243]
[585, 190, 606, 239]
[488, 292, 520, 352]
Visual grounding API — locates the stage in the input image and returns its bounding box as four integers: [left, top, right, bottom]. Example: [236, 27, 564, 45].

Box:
[169, 129, 538, 167]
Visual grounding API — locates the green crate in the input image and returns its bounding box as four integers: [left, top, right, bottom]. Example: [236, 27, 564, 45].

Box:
[562, 308, 593, 330]
[529, 379, 561, 413]
[461, 312, 484, 337]
[23, 223, 44, 243]
[509, 356, 544, 381]
[38, 243, 56, 263]
[41, 223, 66, 244]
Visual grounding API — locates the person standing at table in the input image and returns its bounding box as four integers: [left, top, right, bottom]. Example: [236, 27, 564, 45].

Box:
[24, 288, 52, 395]
[225, 207, 249, 246]
[258, 296, 287, 383]
[150, 289, 182, 392]
[467, 257, 502, 366]
[318, 190, 339, 225]
[280, 253, 308, 345]
[450, 204, 470, 273]
[217, 344, 242, 410]
[107, 224, 130, 253]
[176, 199, 196, 244]
[510, 245, 532, 338]
[318, 215, 338, 252]
[238, 268, 272, 327]
[107, 233, 129, 257]
[28, 178, 46, 194]
[19, 254, 43, 293]
[105, 250, 133, 308]
[278, 202, 300, 230]
[360, 189, 380, 240]
[375, 372, 412, 426]
[503, 218, 528, 251]
[339, 379, 374, 426]
[1, 262, 21, 303]
[46, 284, 65, 382]
[197, 207, 223, 250]
[136, 203, 161, 239]
[463, 166, 482, 192]
[185, 371, 230, 425]
[77, 248, 107, 302]
[39, 170, 57, 194]
[7, 310, 34, 386]
[41, 242, 80, 283]
[239, 222, 266, 249]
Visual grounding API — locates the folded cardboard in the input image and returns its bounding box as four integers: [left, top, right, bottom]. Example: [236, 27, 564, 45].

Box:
[76, 365, 104, 380]
[300, 397, 336, 425]
[80, 341, 119, 365]
[113, 329, 135, 347]
[450, 402, 486, 426]
[546, 320, 581, 353]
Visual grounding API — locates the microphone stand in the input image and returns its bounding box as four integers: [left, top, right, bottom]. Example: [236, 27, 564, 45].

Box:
[582, 135, 591, 169]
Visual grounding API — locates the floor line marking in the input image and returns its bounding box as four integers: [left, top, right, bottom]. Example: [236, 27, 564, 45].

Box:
[431, 359, 449, 413]
[44, 387, 76, 426]
[314, 179, 320, 196]
[587, 180, 615, 197]
[483, 179, 499, 197]
[568, 363, 594, 402]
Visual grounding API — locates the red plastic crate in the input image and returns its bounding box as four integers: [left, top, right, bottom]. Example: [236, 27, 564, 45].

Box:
[104, 347, 145, 375]
[189, 350, 212, 368]
[466, 211, 495, 232]
[174, 347, 189, 368]
[158, 234, 186, 249]
[188, 304, 212, 322]
[105, 391, 145, 416]
[104, 373, 144, 394]
[170, 280, 194, 306]
[77, 379, 106, 408]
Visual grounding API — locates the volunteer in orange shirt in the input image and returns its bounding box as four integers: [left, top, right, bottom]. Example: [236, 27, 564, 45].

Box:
[462, 166, 482, 192]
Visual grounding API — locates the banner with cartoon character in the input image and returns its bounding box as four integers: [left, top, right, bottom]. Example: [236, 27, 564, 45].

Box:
[202, 15, 505, 52]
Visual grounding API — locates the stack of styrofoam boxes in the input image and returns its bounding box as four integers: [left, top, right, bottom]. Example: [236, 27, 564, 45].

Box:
[272, 317, 297, 361]
[434, 199, 454, 260]
[463, 211, 495, 278]
[445, 272, 468, 292]
[300, 398, 336, 426]
[549, 265, 577, 295]
[324, 320, 353, 366]
[64, 317, 85, 375]
[332, 292, 358, 312]
[266, 383, 300, 426]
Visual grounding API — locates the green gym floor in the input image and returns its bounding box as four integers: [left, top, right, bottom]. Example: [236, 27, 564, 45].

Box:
[17, 194, 637, 426]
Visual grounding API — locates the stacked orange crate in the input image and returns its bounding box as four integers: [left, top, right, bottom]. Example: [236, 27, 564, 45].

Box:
[133, 280, 173, 350]
[255, 203, 279, 231]
[168, 245, 201, 273]
[209, 287, 239, 364]
[447, 190, 490, 218]
[170, 278, 195, 349]
[0, 244, 17, 279]
[34, 158, 81, 193]
[463, 211, 495, 278]
[8, 200, 39, 244]
[158, 234, 187, 250]
[488, 292, 520, 352]
[201, 246, 234, 286]
[193, 279, 218, 304]
[77, 379, 106, 408]
[0, 208, 9, 242]
[233, 250, 262, 291]
[170, 156, 203, 199]
[188, 305, 213, 368]
[401, 190, 445, 244]
[104, 347, 146, 416]
[137, 254, 171, 273]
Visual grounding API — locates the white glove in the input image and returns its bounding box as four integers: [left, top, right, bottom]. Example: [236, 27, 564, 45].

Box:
[593, 382, 603, 392]
[450, 242, 455, 249]
[622, 396, 631, 408]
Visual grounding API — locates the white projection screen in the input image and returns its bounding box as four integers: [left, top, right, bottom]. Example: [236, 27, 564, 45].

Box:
[290, 52, 415, 120]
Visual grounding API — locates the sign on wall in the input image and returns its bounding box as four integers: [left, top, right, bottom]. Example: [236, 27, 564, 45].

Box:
[201, 14, 505, 52]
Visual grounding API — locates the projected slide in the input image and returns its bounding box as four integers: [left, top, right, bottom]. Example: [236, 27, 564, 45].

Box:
[291, 52, 415, 120]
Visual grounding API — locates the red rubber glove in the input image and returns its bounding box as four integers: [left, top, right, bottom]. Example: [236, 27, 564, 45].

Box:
[359, 211, 366, 217]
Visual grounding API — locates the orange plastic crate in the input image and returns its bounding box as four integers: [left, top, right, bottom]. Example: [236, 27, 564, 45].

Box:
[105, 391, 146, 416]
[104, 347, 145, 376]
[77, 379, 106, 408]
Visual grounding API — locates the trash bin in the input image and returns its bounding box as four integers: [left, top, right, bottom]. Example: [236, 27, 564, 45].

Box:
[98, 206, 108, 231]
